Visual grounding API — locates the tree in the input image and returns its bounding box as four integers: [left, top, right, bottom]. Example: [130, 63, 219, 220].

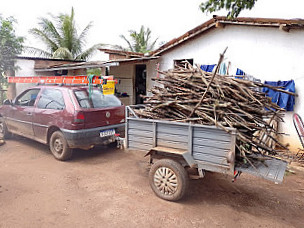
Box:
[28, 7, 101, 60]
[0, 16, 24, 88]
[120, 25, 158, 53]
[200, 0, 257, 18]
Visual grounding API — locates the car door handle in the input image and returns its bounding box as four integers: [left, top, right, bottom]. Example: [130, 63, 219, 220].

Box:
[26, 112, 32, 116]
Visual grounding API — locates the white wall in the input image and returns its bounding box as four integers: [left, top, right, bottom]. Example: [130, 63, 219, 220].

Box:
[109, 63, 134, 105]
[15, 59, 37, 95]
[155, 25, 304, 151]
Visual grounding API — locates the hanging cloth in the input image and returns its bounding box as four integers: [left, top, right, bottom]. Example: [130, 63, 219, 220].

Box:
[219, 63, 227, 75]
[200, 64, 216, 73]
[262, 80, 295, 111]
[236, 68, 245, 75]
[234, 68, 245, 79]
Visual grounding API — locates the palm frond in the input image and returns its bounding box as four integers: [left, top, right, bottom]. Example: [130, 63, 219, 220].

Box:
[38, 17, 62, 46]
[23, 46, 52, 58]
[29, 28, 59, 52]
[78, 22, 93, 46]
[52, 47, 73, 60]
[75, 43, 104, 61]
[120, 34, 134, 52]
[120, 25, 158, 53]
[29, 7, 96, 60]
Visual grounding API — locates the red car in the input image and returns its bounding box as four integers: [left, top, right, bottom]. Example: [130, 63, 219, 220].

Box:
[0, 85, 125, 161]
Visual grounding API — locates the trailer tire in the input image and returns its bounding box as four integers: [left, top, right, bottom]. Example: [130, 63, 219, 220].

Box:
[50, 131, 72, 161]
[149, 159, 189, 201]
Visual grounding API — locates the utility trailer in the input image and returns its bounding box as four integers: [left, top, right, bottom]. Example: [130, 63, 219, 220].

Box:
[126, 106, 287, 201]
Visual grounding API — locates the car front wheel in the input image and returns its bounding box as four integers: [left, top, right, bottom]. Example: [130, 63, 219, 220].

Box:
[50, 131, 72, 161]
[0, 117, 11, 139]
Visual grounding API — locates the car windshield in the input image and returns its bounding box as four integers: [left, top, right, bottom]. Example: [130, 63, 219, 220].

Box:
[74, 89, 122, 108]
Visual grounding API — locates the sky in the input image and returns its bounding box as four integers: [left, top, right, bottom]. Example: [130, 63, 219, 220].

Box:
[1, 0, 304, 60]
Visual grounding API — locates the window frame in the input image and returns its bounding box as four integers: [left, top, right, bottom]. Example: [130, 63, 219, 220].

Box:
[14, 89, 41, 107]
[173, 58, 194, 69]
[36, 88, 66, 110]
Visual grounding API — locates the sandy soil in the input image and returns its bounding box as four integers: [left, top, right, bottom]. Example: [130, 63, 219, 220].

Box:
[0, 136, 304, 228]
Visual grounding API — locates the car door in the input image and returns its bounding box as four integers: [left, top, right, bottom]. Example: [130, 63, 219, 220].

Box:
[33, 88, 66, 143]
[7, 88, 40, 137]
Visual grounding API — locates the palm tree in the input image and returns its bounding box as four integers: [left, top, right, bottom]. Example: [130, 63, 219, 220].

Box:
[120, 25, 158, 54]
[28, 7, 101, 60]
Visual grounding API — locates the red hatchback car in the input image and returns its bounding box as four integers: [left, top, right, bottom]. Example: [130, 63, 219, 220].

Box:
[0, 85, 125, 161]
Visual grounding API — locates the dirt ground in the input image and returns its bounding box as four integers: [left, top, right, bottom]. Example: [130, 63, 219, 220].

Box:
[0, 136, 304, 228]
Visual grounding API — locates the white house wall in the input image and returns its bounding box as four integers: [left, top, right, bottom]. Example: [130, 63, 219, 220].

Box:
[15, 59, 37, 94]
[109, 63, 134, 105]
[14, 59, 54, 95]
[151, 25, 304, 151]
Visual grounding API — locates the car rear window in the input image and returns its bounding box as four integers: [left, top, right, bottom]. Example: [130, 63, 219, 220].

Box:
[74, 89, 122, 108]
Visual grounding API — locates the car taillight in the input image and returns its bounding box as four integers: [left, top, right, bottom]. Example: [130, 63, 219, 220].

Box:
[74, 111, 85, 124]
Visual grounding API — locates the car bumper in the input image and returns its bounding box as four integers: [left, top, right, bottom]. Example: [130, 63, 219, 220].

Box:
[61, 123, 125, 149]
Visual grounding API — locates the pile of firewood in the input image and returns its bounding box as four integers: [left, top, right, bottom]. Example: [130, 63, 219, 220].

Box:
[134, 62, 296, 160]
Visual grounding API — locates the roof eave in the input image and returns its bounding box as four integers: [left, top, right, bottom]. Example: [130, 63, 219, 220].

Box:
[35, 56, 159, 72]
[151, 15, 304, 56]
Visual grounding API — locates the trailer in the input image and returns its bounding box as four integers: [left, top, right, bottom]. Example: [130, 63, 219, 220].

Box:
[125, 106, 287, 201]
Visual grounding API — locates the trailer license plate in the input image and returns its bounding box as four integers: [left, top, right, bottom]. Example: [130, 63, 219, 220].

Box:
[100, 129, 115, 137]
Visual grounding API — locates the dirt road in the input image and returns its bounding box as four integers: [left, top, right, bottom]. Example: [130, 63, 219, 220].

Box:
[0, 136, 304, 228]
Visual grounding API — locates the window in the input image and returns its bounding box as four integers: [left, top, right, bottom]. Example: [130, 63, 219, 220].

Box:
[15, 89, 40, 106]
[37, 89, 65, 110]
[74, 89, 122, 109]
[174, 59, 194, 68]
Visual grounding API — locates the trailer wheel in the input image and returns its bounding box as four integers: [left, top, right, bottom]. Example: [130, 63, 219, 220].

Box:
[149, 159, 189, 201]
[50, 131, 72, 161]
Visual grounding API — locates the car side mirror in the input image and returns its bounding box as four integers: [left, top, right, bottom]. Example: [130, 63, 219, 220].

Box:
[3, 99, 12, 105]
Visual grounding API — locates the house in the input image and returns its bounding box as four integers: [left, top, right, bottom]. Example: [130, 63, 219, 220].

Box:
[8, 56, 86, 98]
[32, 49, 159, 106]
[100, 16, 304, 151]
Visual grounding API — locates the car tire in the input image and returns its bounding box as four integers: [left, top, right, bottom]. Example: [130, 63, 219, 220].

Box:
[49, 131, 72, 161]
[149, 159, 189, 201]
[0, 117, 11, 139]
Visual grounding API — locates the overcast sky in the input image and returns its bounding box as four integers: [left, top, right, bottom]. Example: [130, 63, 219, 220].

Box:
[1, 0, 304, 59]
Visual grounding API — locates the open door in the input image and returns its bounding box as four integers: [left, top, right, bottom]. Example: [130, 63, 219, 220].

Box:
[135, 64, 146, 104]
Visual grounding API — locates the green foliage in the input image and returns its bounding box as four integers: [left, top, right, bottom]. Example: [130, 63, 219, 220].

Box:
[86, 68, 101, 76]
[120, 25, 158, 53]
[28, 7, 102, 60]
[0, 16, 24, 89]
[200, 0, 257, 18]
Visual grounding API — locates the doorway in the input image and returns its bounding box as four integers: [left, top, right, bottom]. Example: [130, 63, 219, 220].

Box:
[135, 64, 146, 104]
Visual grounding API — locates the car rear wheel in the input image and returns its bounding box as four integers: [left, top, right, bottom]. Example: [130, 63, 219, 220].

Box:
[149, 159, 189, 201]
[0, 117, 11, 139]
[50, 131, 72, 161]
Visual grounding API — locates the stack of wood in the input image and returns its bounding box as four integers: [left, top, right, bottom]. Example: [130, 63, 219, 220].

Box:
[134, 63, 296, 160]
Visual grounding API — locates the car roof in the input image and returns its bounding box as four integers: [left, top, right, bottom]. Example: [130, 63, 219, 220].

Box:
[28, 85, 92, 91]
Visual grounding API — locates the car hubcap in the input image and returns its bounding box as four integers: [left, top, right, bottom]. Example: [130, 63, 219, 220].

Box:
[0, 122, 4, 135]
[154, 167, 178, 195]
[53, 138, 63, 154]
